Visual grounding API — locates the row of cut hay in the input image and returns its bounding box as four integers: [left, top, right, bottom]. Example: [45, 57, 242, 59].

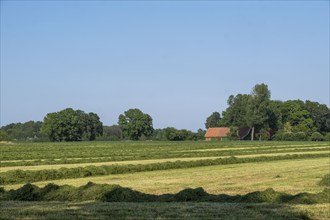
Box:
[1, 144, 328, 167]
[1, 153, 328, 185]
[2, 150, 329, 172]
[1, 141, 326, 161]
[1, 181, 329, 204]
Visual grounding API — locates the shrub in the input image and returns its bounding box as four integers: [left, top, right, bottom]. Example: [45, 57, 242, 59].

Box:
[324, 133, 330, 141]
[273, 131, 312, 141]
[257, 129, 270, 141]
[310, 132, 324, 141]
[271, 132, 283, 141]
[0, 130, 11, 141]
[282, 132, 294, 141]
[292, 132, 307, 141]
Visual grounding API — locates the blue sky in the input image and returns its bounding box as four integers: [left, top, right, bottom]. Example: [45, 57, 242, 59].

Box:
[1, 1, 329, 131]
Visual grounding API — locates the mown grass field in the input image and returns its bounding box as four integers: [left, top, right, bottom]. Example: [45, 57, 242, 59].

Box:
[0, 141, 329, 219]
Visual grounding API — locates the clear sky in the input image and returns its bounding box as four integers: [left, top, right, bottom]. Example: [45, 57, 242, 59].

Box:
[1, 1, 329, 131]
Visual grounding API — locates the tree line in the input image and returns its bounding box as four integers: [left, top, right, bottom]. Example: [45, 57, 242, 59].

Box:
[1, 83, 329, 142]
[205, 84, 330, 141]
[0, 108, 206, 142]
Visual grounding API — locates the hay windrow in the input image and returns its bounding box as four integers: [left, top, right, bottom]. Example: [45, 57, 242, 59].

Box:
[1, 182, 329, 204]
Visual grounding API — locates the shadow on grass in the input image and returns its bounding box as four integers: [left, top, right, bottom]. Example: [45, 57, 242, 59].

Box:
[0, 201, 325, 220]
[1, 182, 329, 219]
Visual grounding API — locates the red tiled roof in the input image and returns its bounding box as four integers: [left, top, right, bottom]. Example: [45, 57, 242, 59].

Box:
[205, 127, 230, 138]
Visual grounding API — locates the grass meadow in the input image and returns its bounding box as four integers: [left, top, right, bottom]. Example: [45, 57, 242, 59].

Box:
[0, 141, 329, 219]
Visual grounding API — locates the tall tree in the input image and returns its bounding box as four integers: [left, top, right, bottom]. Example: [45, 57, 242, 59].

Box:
[118, 108, 153, 140]
[205, 112, 222, 129]
[220, 84, 329, 140]
[220, 94, 250, 127]
[266, 100, 282, 133]
[279, 100, 314, 135]
[304, 100, 330, 133]
[246, 83, 271, 140]
[83, 113, 103, 141]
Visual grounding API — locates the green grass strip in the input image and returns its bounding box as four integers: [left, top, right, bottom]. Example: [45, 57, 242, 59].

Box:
[1, 147, 328, 167]
[0, 153, 329, 185]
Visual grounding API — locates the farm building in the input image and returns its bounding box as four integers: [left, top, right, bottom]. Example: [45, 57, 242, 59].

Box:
[205, 127, 230, 141]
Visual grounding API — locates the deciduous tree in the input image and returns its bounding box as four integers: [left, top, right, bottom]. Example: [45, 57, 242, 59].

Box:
[118, 108, 153, 140]
[205, 112, 221, 129]
[41, 108, 103, 141]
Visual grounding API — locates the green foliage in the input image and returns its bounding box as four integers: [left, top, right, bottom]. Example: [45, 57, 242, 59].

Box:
[324, 133, 330, 141]
[205, 112, 221, 129]
[196, 129, 206, 140]
[293, 132, 307, 141]
[41, 108, 103, 142]
[279, 100, 316, 136]
[0, 130, 11, 141]
[245, 84, 271, 140]
[151, 129, 167, 141]
[0, 121, 44, 141]
[304, 100, 330, 133]
[100, 125, 122, 141]
[310, 132, 324, 141]
[272, 131, 308, 141]
[220, 84, 276, 141]
[266, 100, 282, 132]
[83, 113, 103, 141]
[228, 126, 239, 140]
[220, 84, 329, 141]
[152, 128, 198, 141]
[118, 108, 153, 140]
[256, 128, 270, 141]
[221, 94, 250, 127]
[164, 127, 197, 141]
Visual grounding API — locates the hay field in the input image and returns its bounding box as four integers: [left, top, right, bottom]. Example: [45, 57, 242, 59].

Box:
[0, 141, 329, 219]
